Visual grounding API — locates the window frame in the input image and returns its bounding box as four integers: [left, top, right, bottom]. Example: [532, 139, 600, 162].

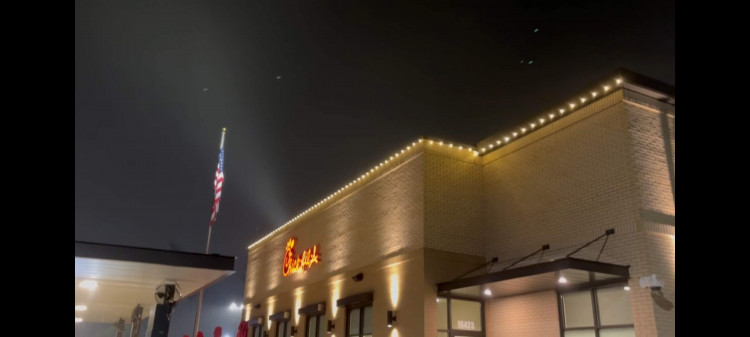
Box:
[557, 285, 635, 337]
[345, 302, 373, 337]
[275, 319, 291, 337]
[305, 313, 326, 337]
[437, 294, 485, 337]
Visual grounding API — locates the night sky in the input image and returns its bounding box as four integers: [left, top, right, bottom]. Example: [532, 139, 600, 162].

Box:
[75, 1, 674, 336]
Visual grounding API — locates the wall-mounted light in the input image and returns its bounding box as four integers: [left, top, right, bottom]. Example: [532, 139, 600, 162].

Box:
[483, 289, 492, 296]
[326, 320, 335, 334]
[351, 273, 364, 282]
[290, 326, 297, 337]
[387, 310, 397, 328]
[558, 275, 568, 284]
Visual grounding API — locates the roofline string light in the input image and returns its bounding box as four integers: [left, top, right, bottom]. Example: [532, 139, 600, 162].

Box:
[248, 76, 625, 249]
[475, 76, 624, 155]
[248, 137, 477, 249]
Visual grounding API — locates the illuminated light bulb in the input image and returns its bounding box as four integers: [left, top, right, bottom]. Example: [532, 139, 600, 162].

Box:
[549, 113, 555, 119]
[616, 78, 622, 85]
[569, 103, 575, 109]
[480, 148, 486, 153]
[390, 156, 394, 160]
[624, 286, 630, 291]
[75, 305, 87, 311]
[580, 97, 586, 103]
[458, 146, 463, 150]
[521, 127, 527, 133]
[513, 132, 518, 137]
[559, 108, 565, 113]
[495, 140, 500, 145]
[80, 280, 98, 290]
[603, 85, 610, 92]
[473, 151, 479, 156]
[449, 143, 454, 147]
[591, 91, 597, 98]
[558, 276, 568, 284]
[401, 150, 405, 154]
[418, 139, 423, 143]
[429, 140, 434, 145]
[394, 153, 399, 157]
[504, 136, 510, 142]
[438, 141, 443, 146]
[412, 142, 416, 146]
[530, 123, 536, 129]
[484, 289, 492, 296]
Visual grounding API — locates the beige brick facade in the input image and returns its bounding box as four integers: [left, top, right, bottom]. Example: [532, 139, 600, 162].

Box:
[244, 76, 674, 337]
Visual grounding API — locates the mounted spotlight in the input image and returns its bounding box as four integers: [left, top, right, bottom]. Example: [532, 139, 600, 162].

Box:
[387, 310, 397, 328]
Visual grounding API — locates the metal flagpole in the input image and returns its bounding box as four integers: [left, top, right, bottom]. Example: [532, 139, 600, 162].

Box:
[193, 128, 226, 337]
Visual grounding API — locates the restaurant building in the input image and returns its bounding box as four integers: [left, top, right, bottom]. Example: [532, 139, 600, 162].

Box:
[241, 70, 675, 337]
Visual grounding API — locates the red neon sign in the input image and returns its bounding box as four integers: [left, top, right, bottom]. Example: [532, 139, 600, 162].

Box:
[282, 237, 321, 277]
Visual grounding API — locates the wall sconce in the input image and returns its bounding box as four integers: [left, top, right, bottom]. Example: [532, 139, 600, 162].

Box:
[327, 320, 335, 334]
[387, 310, 397, 328]
[290, 326, 297, 337]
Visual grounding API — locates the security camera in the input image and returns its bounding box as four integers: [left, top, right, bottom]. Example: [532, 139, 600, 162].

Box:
[352, 273, 364, 282]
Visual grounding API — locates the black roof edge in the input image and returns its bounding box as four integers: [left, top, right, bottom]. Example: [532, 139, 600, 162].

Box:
[436, 257, 629, 293]
[75, 241, 235, 271]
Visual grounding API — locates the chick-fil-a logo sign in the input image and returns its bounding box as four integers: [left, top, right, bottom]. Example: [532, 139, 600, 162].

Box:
[282, 237, 321, 277]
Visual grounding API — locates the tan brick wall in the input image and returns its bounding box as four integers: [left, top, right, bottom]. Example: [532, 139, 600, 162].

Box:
[423, 150, 484, 256]
[245, 154, 424, 301]
[481, 91, 640, 261]
[485, 290, 559, 337]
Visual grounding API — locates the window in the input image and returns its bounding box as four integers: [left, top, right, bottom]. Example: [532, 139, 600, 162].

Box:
[560, 286, 635, 337]
[249, 324, 263, 337]
[306, 314, 327, 337]
[436, 296, 483, 337]
[346, 304, 373, 337]
[276, 320, 291, 337]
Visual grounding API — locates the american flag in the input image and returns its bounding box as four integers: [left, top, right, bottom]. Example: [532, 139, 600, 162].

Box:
[209, 146, 225, 227]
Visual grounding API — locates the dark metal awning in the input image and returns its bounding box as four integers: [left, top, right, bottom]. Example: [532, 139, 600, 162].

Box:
[437, 258, 629, 298]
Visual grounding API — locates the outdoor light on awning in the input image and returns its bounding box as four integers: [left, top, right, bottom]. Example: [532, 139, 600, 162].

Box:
[558, 276, 568, 284]
[483, 289, 492, 296]
[624, 286, 631, 291]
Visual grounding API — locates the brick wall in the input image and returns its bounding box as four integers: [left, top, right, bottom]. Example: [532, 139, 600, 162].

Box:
[245, 154, 424, 301]
[485, 290, 560, 337]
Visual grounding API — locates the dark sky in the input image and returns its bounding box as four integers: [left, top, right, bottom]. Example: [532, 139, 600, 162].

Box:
[75, 0, 674, 335]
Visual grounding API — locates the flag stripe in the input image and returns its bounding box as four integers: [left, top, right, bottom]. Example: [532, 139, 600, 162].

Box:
[210, 146, 225, 227]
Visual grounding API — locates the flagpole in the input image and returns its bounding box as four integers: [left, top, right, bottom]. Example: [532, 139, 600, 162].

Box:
[193, 128, 226, 337]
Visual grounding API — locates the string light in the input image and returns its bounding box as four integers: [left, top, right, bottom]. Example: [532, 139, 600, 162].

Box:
[248, 75, 627, 249]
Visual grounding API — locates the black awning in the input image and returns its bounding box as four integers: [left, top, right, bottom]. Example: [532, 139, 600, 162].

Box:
[437, 257, 629, 298]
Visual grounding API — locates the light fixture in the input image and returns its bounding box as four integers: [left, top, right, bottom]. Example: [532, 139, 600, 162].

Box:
[603, 85, 610, 92]
[616, 78, 623, 85]
[558, 276, 568, 284]
[591, 91, 597, 98]
[75, 317, 83, 323]
[79, 280, 98, 290]
[483, 289, 492, 296]
[569, 103, 575, 109]
[75, 305, 87, 311]
[624, 286, 631, 291]
[580, 97, 586, 103]
[327, 320, 335, 334]
[387, 310, 397, 328]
